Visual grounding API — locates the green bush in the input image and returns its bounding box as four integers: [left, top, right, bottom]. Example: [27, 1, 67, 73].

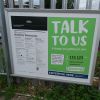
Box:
[0, 76, 7, 89]
[33, 83, 100, 100]
[4, 86, 16, 100]
[0, 48, 6, 73]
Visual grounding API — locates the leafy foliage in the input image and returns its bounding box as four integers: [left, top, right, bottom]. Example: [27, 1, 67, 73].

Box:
[0, 77, 100, 100]
[4, 86, 16, 100]
[0, 48, 6, 73]
[33, 83, 100, 100]
[0, 76, 7, 89]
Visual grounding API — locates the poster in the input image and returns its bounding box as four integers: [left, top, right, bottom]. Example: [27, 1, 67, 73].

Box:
[48, 17, 96, 79]
[5, 10, 100, 85]
[10, 16, 48, 75]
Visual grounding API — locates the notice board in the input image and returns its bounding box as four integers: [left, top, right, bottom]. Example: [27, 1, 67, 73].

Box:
[5, 9, 100, 85]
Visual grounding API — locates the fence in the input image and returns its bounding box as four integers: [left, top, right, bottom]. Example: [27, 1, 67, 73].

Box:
[1, 0, 100, 9]
[0, 0, 100, 87]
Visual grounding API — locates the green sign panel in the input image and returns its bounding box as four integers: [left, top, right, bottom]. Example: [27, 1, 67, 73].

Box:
[48, 17, 96, 79]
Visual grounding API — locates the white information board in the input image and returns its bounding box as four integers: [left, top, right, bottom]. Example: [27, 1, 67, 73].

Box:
[5, 9, 100, 85]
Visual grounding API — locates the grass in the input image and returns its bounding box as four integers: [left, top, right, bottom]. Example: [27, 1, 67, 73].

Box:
[33, 83, 100, 100]
[0, 47, 100, 100]
[0, 48, 6, 73]
[0, 76, 7, 89]
[0, 77, 100, 100]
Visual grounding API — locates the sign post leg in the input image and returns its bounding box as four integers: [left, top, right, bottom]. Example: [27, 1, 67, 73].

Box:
[0, 0, 11, 87]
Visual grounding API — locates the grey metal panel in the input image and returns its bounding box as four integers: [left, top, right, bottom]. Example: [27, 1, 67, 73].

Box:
[99, 0, 100, 9]
[0, 0, 11, 86]
[74, 0, 80, 9]
[5, 10, 15, 74]
[0, 73, 7, 75]
[78, 0, 86, 10]
[8, 0, 14, 8]
[51, 0, 56, 9]
[62, 0, 68, 9]
[40, 0, 45, 9]
[10, 74, 91, 85]
[18, 0, 23, 8]
[90, 15, 100, 85]
[0, 14, 2, 47]
[99, 0, 100, 90]
[29, 0, 33, 8]
[5, 8, 100, 14]
[0, 37, 1, 45]
[86, 0, 92, 9]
